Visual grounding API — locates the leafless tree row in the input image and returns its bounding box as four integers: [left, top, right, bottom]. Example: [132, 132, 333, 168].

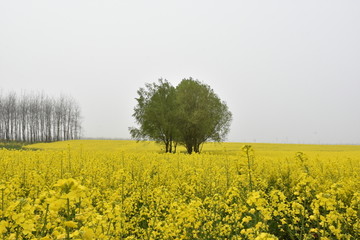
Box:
[0, 91, 82, 142]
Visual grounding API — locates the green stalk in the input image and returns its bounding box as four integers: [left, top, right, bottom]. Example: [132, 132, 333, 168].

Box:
[243, 145, 253, 192]
[66, 198, 70, 240]
[41, 204, 49, 235]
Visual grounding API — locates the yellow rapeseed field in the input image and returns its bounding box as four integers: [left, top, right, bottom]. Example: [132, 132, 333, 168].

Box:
[0, 140, 359, 239]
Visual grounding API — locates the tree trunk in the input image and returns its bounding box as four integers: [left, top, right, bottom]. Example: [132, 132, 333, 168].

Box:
[169, 140, 172, 153]
[165, 141, 169, 153]
[186, 143, 192, 154]
[194, 143, 201, 153]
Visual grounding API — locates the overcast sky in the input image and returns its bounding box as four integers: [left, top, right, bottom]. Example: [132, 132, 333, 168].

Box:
[1, 0, 360, 144]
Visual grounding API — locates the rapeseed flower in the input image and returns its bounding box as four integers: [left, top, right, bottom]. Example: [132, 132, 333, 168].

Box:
[0, 140, 359, 239]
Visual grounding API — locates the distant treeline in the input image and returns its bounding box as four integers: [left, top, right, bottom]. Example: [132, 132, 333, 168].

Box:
[0, 91, 81, 142]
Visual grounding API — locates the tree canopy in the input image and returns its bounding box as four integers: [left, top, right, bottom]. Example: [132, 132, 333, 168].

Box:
[130, 78, 232, 154]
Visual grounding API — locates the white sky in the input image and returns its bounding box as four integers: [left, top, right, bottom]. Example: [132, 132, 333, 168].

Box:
[1, 0, 360, 144]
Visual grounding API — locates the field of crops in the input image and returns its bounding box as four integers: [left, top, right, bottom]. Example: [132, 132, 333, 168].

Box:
[0, 140, 359, 239]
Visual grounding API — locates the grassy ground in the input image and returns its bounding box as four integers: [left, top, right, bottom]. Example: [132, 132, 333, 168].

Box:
[0, 141, 30, 150]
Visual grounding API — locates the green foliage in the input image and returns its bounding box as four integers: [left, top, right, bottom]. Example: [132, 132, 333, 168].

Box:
[175, 78, 232, 153]
[0, 141, 29, 150]
[130, 78, 232, 153]
[129, 79, 177, 153]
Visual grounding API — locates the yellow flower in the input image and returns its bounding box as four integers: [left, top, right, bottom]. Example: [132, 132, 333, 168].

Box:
[21, 220, 35, 235]
[242, 216, 252, 224]
[255, 232, 278, 240]
[0, 221, 8, 234]
[40, 237, 52, 240]
[64, 221, 78, 228]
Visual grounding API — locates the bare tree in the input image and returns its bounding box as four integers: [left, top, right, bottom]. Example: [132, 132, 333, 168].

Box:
[0, 90, 82, 142]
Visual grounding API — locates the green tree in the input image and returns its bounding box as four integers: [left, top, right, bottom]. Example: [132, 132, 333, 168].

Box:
[130, 77, 232, 154]
[129, 79, 178, 153]
[175, 78, 232, 153]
